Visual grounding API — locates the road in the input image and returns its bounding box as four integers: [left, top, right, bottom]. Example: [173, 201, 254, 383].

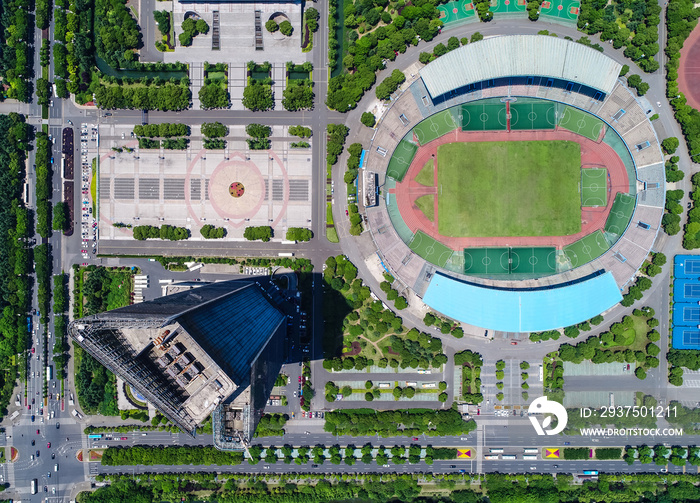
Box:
[0, 0, 696, 500]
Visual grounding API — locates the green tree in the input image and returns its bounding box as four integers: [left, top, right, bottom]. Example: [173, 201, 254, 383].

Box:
[243, 82, 274, 111]
[266, 20, 279, 32]
[662, 137, 680, 154]
[52, 202, 69, 232]
[360, 112, 376, 128]
[280, 20, 293, 36]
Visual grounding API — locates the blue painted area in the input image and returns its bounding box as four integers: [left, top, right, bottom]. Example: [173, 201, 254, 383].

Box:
[377, 252, 390, 274]
[672, 255, 700, 349]
[423, 271, 622, 332]
[360, 150, 367, 170]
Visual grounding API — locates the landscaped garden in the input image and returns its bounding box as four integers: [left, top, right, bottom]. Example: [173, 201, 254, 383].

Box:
[322, 255, 447, 373]
[244, 62, 274, 111]
[199, 62, 230, 109]
[72, 265, 135, 416]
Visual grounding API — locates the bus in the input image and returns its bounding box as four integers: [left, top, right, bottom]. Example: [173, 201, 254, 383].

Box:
[46, 365, 52, 382]
[489, 448, 504, 454]
[523, 455, 538, 460]
[23, 182, 29, 206]
[278, 252, 294, 257]
[31, 479, 37, 494]
[484, 455, 499, 460]
[523, 448, 539, 454]
[502, 455, 517, 460]
[583, 470, 599, 476]
[87, 434, 103, 439]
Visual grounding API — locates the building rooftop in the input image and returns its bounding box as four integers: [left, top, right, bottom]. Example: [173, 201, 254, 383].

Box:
[419, 35, 622, 99]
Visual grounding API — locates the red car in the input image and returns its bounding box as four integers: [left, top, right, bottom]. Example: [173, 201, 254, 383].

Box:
[31, 347, 35, 354]
[412, 437, 419, 441]
[298, 376, 302, 382]
[47, 442, 51, 448]
[511, 342, 518, 345]
[36, 429, 40, 434]
[346, 210, 349, 216]
[121, 437, 128, 440]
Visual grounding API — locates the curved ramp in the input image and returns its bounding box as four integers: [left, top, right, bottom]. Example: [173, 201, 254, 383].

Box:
[423, 271, 622, 332]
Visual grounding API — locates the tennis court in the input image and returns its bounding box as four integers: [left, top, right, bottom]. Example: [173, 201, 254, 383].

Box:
[510, 247, 557, 275]
[686, 284, 700, 298]
[686, 259, 700, 275]
[464, 247, 511, 274]
[386, 138, 418, 181]
[409, 230, 454, 267]
[682, 306, 700, 322]
[413, 109, 459, 145]
[461, 102, 507, 131]
[540, 0, 580, 22]
[563, 230, 610, 268]
[682, 330, 700, 347]
[581, 168, 608, 207]
[603, 192, 636, 236]
[437, 0, 477, 25]
[490, 0, 527, 14]
[558, 106, 605, 141]
[510, 101, 558, 130]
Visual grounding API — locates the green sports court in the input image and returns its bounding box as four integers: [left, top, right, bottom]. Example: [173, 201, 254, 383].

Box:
[559, 106, 605, 141]
[490, 0, 528, 15]
[386, 138, 418, 181]
[510, 101, 558, 130]
[539, 0, 580, 22]
[437, 0, 477, 25]
[413, 109, 459, 145]
[461, 101, 507, 131]
[408, 230, 455, 267]
[464, 247, 511, 274]
[463, 246, 556, 275]
[581, 168, 608, 207]
[604, 192, 636, 236]
[563, 230, 610, 268]
[437, 140, 581, 237]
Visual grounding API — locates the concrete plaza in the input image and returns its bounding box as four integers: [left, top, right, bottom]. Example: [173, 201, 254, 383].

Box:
[95, 124, 313, 242]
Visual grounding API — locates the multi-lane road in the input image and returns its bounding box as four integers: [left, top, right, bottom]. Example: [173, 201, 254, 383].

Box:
[0, 0, 696, 500]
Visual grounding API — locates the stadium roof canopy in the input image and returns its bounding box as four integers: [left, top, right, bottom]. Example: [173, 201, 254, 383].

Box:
[422, 271, 622, 333]
[419, 35, 622, 98]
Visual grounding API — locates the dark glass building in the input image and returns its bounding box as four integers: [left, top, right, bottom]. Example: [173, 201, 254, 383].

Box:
[69, 280, 286, 446]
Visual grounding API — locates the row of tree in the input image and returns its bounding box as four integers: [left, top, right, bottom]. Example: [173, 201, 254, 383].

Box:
[326, 124, 349, 166]
[0, 115, 33, 418]
[0, 0, 33, 101]
[199, 224, 226, 239]
[133, 225, 190, 241]
[243, 226, 273, 242]
[323, 408, 476, 437]
[286, 227, 312, 241]
[683, 173, 700, 249]
[666, 0, 700, 158]
[201, 122, 228, 138]
[94, 81, 192, 111]
[133, 124, 189, 138]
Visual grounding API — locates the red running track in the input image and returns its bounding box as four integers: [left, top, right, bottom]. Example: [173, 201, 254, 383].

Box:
[390, 128, 630, 250]
[679, 24, 700, 112]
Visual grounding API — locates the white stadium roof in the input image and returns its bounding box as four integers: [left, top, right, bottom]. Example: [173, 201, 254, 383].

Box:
[419, 35, 622, 98]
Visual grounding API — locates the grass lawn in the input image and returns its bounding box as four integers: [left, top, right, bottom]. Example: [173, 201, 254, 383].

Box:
[437, 141, 581, 237]
[208, 71, 226, 81]
[415, 195, 434, 222]
[415, 159, 434, 186]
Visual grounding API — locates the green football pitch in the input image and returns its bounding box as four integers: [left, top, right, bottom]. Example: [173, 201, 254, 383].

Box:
[437, 140, 582, 237]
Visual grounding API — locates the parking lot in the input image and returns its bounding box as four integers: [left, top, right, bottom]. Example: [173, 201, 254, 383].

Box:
[79, 123, 98, 261]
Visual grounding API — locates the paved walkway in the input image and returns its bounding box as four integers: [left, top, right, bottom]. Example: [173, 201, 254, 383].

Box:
[391, 127, 630, 250]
